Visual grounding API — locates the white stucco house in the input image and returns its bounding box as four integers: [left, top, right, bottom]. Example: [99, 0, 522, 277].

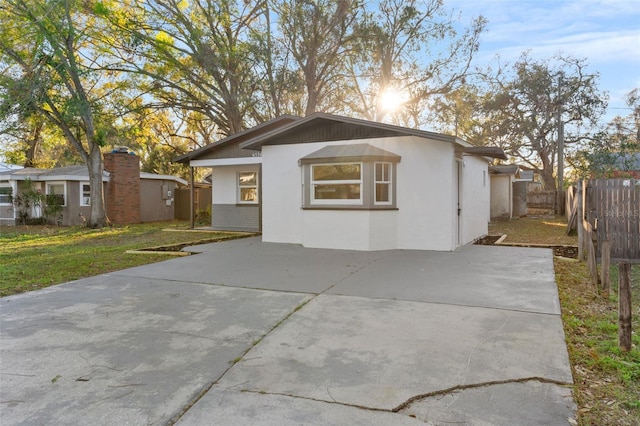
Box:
[176, 113, 506, 251]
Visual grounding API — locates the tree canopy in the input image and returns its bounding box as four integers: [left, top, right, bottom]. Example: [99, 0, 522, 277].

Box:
[436, 53, 609, 189]
[0, 0, 621, 201]
[0, 0, 121, 227]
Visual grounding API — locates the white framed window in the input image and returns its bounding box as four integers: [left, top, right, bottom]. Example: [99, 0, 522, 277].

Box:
[46, 181, 66, 207]
[311, 162, 362, 205]
[0, 181, 13, 205]
[80, 182, 91, 206]
[374, 162, 392, 205]
[238, 171, 258, 204]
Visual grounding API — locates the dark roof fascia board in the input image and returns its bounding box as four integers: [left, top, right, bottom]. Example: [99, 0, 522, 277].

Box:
[240, 112, 462, 151]
[174, 115, 300, 163]
[462, 146, 508, 160]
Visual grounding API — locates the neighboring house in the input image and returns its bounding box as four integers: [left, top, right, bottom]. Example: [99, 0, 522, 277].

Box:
[0, 152, 187, 226]
[177, 113, 506, 251]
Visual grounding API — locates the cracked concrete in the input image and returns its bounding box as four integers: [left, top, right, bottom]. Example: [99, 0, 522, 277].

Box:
[1, 237, 575, 425]
[400, 380, 576, 425]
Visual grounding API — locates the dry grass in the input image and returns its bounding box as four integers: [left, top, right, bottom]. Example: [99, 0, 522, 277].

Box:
[489, 216, 577, 246]
[489, 216, 639, 425]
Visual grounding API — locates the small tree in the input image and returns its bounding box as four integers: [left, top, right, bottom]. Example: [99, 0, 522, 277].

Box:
[12, 179, 44, 225]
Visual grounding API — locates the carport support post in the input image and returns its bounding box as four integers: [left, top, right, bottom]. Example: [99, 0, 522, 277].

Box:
[190, 166, 195, 229]
[618, 262, 632, 351]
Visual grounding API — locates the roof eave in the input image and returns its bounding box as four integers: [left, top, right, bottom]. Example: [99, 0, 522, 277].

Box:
[174, 115, 301, 163]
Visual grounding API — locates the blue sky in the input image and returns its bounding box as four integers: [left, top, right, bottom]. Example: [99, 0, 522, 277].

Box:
[448, 0, 640, 124]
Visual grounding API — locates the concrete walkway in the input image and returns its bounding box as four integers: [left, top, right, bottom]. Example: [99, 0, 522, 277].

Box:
[0, 237, 575, 425]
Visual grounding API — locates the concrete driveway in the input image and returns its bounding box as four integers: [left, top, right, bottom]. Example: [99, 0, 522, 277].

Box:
[0, 237, 575, 425]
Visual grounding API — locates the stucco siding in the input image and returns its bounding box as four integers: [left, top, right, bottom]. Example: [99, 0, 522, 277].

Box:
[490, 175, 513, 219]
[461, 155, 490, 244]
[393, 137, 455, 251]
[262, 136, 458, 251]
[261, 146, 305, 244]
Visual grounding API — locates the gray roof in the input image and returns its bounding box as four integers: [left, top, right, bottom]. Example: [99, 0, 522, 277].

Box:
[518, 170, 535, 181]
[1, 166, 186, 185]
[299, 143, 401, 165]
[0, 163, 23, 172]
[0, 166, 109, 181]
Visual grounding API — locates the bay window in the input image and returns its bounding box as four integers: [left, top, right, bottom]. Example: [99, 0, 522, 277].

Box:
[299, 144, 400, 210]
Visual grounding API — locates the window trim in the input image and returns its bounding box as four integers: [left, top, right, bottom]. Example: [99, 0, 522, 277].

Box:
[374, 162, 393, 205]
[0, 181, 13, 205]
[310, 162, 363, 205]
[79, 182, 91, 206]
[301, 161, 399, 210]
[237, 171, 258, 204]
[46, 181, 67, 207]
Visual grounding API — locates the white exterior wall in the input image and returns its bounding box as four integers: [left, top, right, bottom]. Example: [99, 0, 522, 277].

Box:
[490, 175, 513, 219]
[394, 137, 455, 250]
[262, 136, 457, 251]
[460, 155, 490, 245]
[211, 164, 260, 204]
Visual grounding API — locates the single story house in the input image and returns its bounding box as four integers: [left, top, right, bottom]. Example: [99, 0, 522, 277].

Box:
[0, 152, 187, 226]
[176, 113, 506, 251]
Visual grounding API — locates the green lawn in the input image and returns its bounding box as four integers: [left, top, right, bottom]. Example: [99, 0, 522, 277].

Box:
[491, 216, 639, 425]
[0, 222, 249, 296]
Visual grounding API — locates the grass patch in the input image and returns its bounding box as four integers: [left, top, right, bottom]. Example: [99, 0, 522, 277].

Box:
[491, 216, 639, 425]
[0, 221, 250, 297]
[489, 216, 577, 246]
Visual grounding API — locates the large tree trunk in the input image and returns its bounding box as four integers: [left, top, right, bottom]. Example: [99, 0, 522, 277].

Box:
[24, 121, 43, 168]
[86, 146, 109, 228]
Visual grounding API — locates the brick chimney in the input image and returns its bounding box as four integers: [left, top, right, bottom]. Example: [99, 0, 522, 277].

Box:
[104, 151, 140, 224]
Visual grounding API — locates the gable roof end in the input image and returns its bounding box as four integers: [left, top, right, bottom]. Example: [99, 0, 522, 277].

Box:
[174, 115, 300, 163]
[240, 112, 463, 151]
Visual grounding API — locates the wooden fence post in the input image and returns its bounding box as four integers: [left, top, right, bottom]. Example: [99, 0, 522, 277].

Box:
[578, 180, 587, 261]
[618, 263, 632, 351]
[600, 240, 611, 297]
[586, 229, 599, 291]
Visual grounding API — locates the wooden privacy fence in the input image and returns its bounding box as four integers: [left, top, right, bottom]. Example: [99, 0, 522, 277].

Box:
[526, 190, 556, 209]
[569, 178, 639, 351]
[174, 187, 212, 221]
[587, 178, 640, 263]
